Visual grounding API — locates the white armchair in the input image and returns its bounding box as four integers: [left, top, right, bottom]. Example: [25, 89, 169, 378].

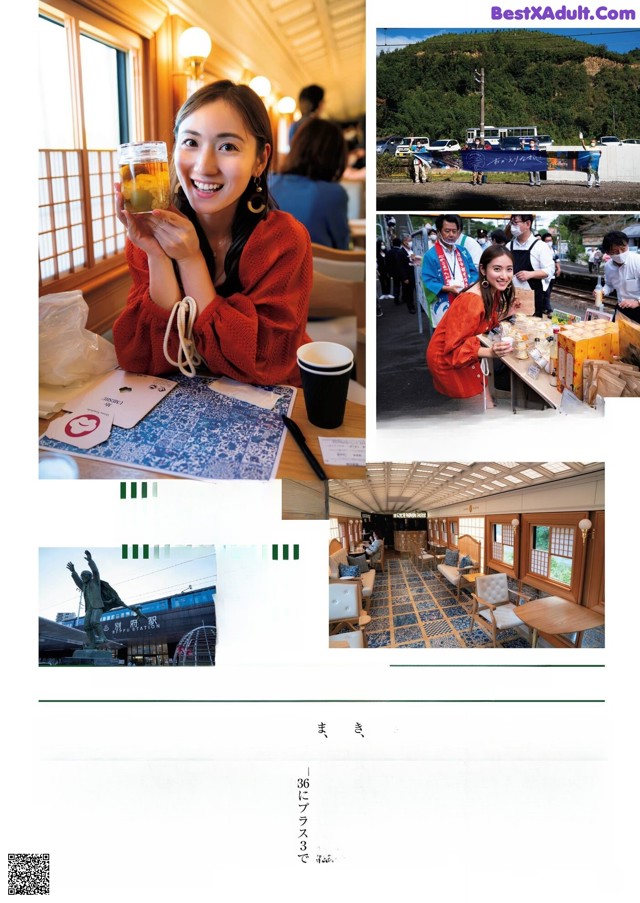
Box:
[467, 573, 531, 647]
[329, 579, 370, 643]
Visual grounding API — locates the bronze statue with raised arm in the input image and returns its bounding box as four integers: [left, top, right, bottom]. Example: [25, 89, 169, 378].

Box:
[67, 550, 108, 649]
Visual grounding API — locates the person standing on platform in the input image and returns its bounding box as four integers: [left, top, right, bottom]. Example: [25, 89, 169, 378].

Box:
[421, 214, 478, 327]
[541, 233, 560, 317]
[506, 214, 555, 318]
[600, 231, 640, 323]
[527, 137, 541, 187]
[398, 232, 418, 313]
[386, 237, 403, 305]
[580, 134, 601, 189]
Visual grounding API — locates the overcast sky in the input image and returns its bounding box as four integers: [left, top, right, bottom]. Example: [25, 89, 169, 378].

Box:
[377, 28, 640, 55]
[39, 546, 216, 620]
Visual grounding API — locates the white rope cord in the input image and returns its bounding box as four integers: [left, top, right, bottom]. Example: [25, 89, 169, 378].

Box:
[481, 357, 491, 413]
[162, 296, 203, 378]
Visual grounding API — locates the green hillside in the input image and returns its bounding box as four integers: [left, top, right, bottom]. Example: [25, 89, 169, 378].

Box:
[377, 30, 640, 143]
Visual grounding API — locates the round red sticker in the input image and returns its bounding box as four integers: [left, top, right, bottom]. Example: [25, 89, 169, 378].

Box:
[65, 414, 101, 437]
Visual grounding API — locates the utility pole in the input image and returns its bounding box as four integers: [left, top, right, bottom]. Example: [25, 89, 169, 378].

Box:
[474, 68, 485, 140]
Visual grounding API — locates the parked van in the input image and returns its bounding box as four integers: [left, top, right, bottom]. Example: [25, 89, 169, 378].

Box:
[395, 136, 431, 157]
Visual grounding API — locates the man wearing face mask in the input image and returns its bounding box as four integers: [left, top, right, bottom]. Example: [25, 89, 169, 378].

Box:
[506, 214, 555, 318]
[421, 214, 478, 327]
[398, 232, 418, 313]
[600, 231, 640, 323]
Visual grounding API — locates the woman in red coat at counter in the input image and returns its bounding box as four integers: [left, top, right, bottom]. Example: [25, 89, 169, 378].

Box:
[113, 80, 312, 386]
[427, 245, 515, 399]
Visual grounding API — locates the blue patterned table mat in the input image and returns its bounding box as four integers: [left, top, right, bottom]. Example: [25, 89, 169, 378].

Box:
[40, 374, 296, 480]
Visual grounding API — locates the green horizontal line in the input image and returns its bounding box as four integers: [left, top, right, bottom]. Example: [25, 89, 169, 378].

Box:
[389, 664, 605, 668]
[39, 698, 605, 704]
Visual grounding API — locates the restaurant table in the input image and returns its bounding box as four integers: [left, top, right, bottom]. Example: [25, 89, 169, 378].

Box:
[39, 389, 365, 481]
[479, 334, 562, 411]
[514, 595, 605, 647]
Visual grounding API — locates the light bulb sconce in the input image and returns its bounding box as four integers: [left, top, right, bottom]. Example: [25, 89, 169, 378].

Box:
[578, 518, 594, 545]
[178, 27, 212, 87]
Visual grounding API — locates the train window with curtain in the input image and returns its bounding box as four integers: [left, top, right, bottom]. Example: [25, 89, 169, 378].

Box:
[38, 1, 143, 288]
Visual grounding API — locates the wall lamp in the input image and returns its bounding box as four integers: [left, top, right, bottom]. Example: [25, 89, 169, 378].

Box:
[511, 517, 520, 532]
[578, 518, 594, 544]
[179, 27, 212, 88]
[249, 76, 272, 99]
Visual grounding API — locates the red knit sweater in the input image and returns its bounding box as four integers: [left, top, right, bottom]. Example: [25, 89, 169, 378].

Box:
[113, 210, 312, 386]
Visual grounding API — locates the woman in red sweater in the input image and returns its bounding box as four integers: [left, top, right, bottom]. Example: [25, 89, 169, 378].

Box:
[427, 245, 515, 398]
[113, 80, 312, 386]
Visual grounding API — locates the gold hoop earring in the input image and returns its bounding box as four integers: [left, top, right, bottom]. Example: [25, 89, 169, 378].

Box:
[247, 176, 267, 214]
[481, 279, 489, 287]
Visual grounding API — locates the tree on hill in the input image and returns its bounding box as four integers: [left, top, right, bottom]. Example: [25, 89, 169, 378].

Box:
[377, 30, 640, 142]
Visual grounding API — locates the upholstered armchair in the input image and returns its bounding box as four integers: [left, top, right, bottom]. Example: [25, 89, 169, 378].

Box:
[467, 573, 531, 647]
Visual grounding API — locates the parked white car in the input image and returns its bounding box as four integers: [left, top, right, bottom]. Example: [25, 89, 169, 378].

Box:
[430, 138, 461, 152]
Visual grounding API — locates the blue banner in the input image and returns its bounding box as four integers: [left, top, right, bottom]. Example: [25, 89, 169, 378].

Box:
[412, 149, 600, 174]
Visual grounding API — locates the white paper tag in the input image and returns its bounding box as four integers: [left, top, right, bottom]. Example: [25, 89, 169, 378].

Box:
[318, 437, 366, 466]
[208, 377, 280, 410]
[64, 371, 176, 428]
[527, 364, 541, 380]
[45, 408, 113, 449]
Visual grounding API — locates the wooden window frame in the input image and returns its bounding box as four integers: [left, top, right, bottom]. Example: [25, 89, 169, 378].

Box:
[38, 0, 145, 292]
[520, 512, 588, 603]
[485, 513, 519, 579]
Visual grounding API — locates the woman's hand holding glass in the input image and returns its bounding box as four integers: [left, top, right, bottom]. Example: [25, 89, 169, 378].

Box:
[491, 339, 513, 358]
[147, 209, 201, 262]
[114, 182, 166, 259]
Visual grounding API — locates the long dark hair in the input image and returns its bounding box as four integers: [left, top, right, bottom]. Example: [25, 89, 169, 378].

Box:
[282, 118, 347, 182]
[171, 80, 275, 295]
[473, 245, 515, 321]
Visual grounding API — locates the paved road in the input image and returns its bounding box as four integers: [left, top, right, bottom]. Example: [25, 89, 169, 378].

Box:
[377, 179, 640, 211]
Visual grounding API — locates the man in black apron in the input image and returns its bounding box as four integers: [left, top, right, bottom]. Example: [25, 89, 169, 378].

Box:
[507, 214, 555, 318]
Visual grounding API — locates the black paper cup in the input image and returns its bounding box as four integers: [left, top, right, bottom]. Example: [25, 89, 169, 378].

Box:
[297, 341, 354, 372]
[298, 360, 353, 429]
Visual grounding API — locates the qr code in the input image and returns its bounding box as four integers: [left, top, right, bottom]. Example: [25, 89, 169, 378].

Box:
[8, 854, 50, 895]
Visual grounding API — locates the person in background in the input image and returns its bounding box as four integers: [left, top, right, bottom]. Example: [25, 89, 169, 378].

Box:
[289, 84, 325, 144]
[398, 232, 418, 313]
[113, 80, 311, 387]
[541, 233, 560, 317]
[580, 133, 601, 189]
[386, 237, 403, 305]
[269, 118, 349, 250]
[490, 228, 508, 246]
[476, 228, 489, 249]
[377, 238, 393, 300]
[426, 228, 438, 249]
[426, 245, 515, 401]
[363, 530, 383, 565]
[506, 214, 555, 318]
[457, 230, 483, 268]
[599, 231, 640, 323]
[421, 214, 478, 327]
[471, 135, 484, 185]
[527, 137, 541, 187]
[587, 247, 596, 273]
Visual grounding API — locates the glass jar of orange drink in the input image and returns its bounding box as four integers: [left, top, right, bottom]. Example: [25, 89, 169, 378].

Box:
[118, 141, 170, 213]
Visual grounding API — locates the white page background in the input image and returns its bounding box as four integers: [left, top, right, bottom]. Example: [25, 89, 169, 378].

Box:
[2, 1, 638, 899]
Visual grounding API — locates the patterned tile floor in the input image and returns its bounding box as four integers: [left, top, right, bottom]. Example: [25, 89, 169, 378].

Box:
[363, 558, 605, 649]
